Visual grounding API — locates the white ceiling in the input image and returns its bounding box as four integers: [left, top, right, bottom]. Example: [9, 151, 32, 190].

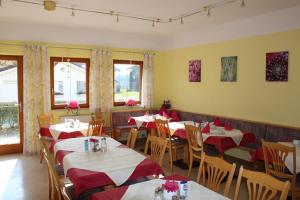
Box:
[0, 0, 300, 50]
[1, 0, 300, 36]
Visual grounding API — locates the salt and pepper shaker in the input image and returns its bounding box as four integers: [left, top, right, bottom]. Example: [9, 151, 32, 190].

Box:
[154, 187, 163, 200]
[179, 181, 188, 199]
[84, 139, 89, 152]
[101, 138, 107, 152]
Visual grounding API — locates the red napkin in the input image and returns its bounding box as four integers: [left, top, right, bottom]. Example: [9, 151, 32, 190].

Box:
[213, 118, 222, 127]
[202, 124, 210, 133]
[224, 123, 233, 131]
[171, 110, 180, 122]
[163, 111, 170, 118]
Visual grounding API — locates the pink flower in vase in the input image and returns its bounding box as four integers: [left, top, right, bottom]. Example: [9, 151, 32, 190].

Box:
[68, 101, 80, 109]
[162, 181, 179, 193]
[125, 99, 136, 106]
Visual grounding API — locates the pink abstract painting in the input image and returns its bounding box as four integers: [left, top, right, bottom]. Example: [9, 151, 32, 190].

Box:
[188, 60, 201, 82]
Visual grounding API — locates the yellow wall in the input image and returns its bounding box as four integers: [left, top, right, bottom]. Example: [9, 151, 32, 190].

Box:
[154, 29, 300, 128]
[0, 41, 148, 123]
[2, 29, 300, 128]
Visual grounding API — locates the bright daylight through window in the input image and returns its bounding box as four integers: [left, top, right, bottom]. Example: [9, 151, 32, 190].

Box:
[50, 57, 90, 109]
[113, 60, 143, 106]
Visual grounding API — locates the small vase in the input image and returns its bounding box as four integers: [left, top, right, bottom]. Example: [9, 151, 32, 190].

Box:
[163, 189, 178, 200]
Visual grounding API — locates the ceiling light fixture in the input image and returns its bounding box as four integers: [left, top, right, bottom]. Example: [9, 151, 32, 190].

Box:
[44, 0, 56, 11]
[11, 0, 245, 26]
[241, 0, 245, 8]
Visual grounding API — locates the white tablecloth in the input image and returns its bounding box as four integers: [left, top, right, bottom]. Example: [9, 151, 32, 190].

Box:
[122, 179, 229, 200]
[168, 121, 195, 136]
[54, 136, 146, 186]
[49, 122, 88, 140]
[279, 142, 300, 173]
[53, 136, 120, 156]
[130, 114, 168, 129]
[202, 127, 244, 146]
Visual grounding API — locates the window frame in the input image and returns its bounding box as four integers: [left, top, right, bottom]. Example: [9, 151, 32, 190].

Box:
[113, 59, 143, 107]
[50, 57, 90, 110]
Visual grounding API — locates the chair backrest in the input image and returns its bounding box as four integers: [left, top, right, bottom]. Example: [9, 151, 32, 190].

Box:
[87, 120, 104, 136]
[37, 112, 54, 128]
[155, 119, 171, 140]
[262, 140, 296, 180]
[234, 166, 290, 200]
[197, 153, 236, 197]
[184, 124, 204, 152]
[126, 128, 138, 149]
[144, 135, 167, 166]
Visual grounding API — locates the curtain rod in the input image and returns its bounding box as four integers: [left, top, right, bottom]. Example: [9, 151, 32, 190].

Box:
[0, 42, 155, 55]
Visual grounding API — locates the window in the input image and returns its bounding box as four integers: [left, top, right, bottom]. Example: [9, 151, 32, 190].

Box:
[113, 60, 143, 106]
[77, 81, 86, 95]
[50, 57, 90, 109]
[54, 81, 64, 95]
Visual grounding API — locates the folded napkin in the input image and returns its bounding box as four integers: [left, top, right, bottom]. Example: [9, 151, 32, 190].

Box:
[170, 110, 180, 122]
[224, 123, 233, 131]
[163, 111, 171, 118]
[202, 124, 210, 133]
[213, 118, 222, 127]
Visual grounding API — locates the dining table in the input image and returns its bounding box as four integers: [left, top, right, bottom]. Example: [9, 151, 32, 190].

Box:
[129, 115, 256, 154]
[39, 122, 88, 140]
[89, 175, 230, 200]
[53, 136, 164, 197]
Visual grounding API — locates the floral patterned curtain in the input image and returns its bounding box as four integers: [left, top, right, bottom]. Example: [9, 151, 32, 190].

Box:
[23, 45, 50, 155]
[90, 48, 113, 126]
[142, 53, 154, 109]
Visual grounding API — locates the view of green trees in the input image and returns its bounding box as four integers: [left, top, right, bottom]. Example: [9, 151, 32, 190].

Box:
[0, 103, 18, 130]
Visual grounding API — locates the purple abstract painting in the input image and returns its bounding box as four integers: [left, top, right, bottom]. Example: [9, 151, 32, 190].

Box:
[266, 51, 288, 81]
[189, 60, 201, 82]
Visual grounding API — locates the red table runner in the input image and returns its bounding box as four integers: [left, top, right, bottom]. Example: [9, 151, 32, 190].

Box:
[40, 127, 84, 140]
[69, 158, 164, 197]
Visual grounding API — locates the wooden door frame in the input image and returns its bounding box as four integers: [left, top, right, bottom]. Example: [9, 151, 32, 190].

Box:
[0, 55, 23, 155]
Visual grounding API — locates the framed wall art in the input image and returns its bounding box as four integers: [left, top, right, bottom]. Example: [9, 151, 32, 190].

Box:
[221, 56, 237, 82]
[266, 51, 288, 81]
[188, 60, 201, 82]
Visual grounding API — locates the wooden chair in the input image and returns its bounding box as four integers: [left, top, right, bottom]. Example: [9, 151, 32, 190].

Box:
[126, 128, 138, 149]
[234, 166, 290, 200]
[185, 124, 204, 177]
[144, 135, 168, 166]
[37, 113, 54, 164]
[262, 140, 299, 200]
[155, 119, 187, 171]
[197, 153, 236, 197]
[40, 135, 72, 200]
[87, 120, 105, 136]
[37, 112, 54, 127]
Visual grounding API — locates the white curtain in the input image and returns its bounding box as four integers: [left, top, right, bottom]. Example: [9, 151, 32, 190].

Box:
[23, 45, 50, 155]
[142, 53, 154, 109]
[90, 48, 113, 126]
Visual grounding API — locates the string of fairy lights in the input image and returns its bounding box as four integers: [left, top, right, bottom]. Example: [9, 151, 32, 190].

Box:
[0, 0, 246, 27]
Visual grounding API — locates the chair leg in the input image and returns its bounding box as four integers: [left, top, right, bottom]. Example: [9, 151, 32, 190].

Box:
[188, 154, 193, 177]
[40, 148, 44, 164]
[169, 147, 173, 171]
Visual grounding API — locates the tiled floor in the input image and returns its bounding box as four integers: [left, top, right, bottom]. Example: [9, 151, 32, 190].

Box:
[0, 142, 248, 200]
[0, 154, 48, 200]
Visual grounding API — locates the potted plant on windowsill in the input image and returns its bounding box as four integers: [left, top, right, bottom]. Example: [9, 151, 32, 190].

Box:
[65, 100, 80, 115]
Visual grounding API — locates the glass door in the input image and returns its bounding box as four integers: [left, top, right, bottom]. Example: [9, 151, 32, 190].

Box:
[0, 55, 23, 154]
